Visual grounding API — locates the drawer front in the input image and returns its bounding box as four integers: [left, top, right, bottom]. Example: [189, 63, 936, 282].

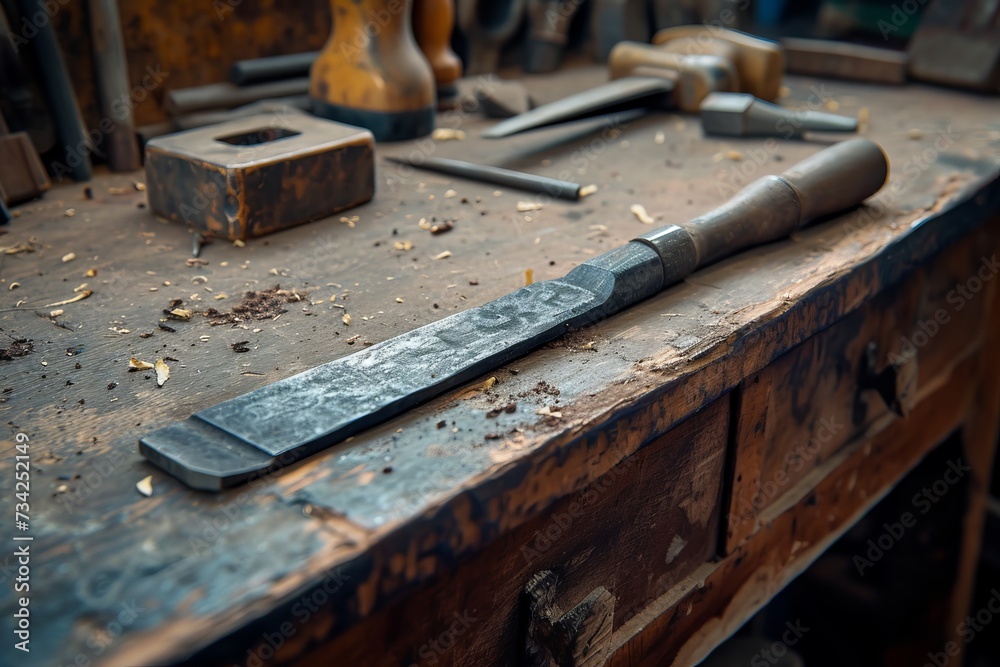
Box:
[723, 237, 996, 551]
[312, 395, 729, 666]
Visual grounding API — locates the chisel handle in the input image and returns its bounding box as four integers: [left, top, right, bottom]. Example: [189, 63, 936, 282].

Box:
[636, 139, 888, 281]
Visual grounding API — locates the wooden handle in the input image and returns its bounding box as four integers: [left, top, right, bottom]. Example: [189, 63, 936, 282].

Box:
[607, 41, 736, 112]
[638, 140, 888, 271]
[693, 138, 887, 265]
[652, 26, 784, 101]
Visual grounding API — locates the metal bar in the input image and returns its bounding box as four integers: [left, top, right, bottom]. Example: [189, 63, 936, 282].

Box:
[385, 156, 582, 200]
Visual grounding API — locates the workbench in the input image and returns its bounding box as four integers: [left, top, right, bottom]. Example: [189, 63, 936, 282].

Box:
[2, 69, 999, 666]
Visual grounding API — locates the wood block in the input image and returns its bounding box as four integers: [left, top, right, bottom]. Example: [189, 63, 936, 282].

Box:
[144, 113, 374, 240]
[908, 0, 1000, 92]
[781, 37, 908, 85]
[0, 132, 51, 205]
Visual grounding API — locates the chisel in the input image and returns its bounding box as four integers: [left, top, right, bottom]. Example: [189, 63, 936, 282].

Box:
[140, 139, 888, 490]
[384, 156, 584, 200]
[483, 27, 784, 138]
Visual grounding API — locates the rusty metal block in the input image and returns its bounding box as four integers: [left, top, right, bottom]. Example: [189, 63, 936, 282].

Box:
[145, 113, 374, 240]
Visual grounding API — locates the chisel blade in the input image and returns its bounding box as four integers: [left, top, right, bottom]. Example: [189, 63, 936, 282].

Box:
[139, 243, 665, 490]
[482, 76, 675, 138]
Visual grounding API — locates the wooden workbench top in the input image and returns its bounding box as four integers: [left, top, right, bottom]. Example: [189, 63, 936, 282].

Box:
[1, 69, 998, 665]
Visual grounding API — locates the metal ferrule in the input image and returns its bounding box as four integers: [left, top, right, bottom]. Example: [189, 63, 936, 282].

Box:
[634, 224, 699, 286]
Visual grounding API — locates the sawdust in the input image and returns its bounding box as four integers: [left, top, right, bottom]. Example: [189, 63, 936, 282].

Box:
[203, 285, 308, 324]
[0, 338, 33, 361]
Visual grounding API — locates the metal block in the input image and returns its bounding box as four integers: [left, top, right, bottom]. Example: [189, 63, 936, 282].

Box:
[145, 113, 374, 240]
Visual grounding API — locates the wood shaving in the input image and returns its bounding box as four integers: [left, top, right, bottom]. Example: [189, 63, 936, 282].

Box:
[525, 268, 534, 285]
[85, 268, 98, 277]
[516, 201, 543, 212]
[134, 181, 146, 192]
[536, 406, 562, 418]
[393, 240, 413, 251]
[154, 358, 170, 386]
[185, 258, 209, 267]
[136, 476, 153, 497]
[45, 290, 92, 307]
[129, 357, 154, 371]
[444, 189, 457, 198]
[579, 184, 598, 197]
[433, 250, 452, 260]
[64, 208, 76, 217]
[49, 309, 63, 317]
[395, 297, 404, 303]
[429, 220, 453, 234]
[432, 128, 466, 141]
[62, 252, 76, 262]
[2, 240, 40, 254]
[166, 308, 193, 320]
[7, 282, 19, 291]
[630, 204, 655, 224]
[726, 150, 744, 161]
[233, 239, 246, 247]
[342, 313, 351, 326]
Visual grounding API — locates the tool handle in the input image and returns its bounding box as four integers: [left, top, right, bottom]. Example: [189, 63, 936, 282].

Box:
[608, 42, 736, 112]
[652, 27, 785, 101]
[637, 139, 888, 277]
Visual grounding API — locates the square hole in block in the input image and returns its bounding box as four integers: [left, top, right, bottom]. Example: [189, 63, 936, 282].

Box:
[214, 127, 302, 146]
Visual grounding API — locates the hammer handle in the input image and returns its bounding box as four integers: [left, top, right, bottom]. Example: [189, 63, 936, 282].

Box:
[638, 139, 888, 276]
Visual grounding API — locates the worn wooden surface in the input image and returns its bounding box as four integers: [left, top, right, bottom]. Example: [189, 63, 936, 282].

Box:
[609, 295, 993, 665]
[0, 72, 999, 665]
[723, 229, 996, 551]
[608, 226, 1000, 665]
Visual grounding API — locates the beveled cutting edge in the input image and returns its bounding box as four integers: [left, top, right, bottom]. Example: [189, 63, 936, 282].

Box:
[140, 139, 889, 490]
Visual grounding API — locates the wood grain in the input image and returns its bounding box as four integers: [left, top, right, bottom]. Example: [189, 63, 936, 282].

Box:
[0, 75, 997, 665]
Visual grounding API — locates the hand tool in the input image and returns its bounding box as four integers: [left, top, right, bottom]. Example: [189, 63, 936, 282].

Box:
[482, 27, 783, 138]
[0, 131, 51, 205]
[385, 155, 583, 200]
[139, 138, 889, 490]
[311, 0, 435, 141]
[523, 0, 585, 73]
[907, 0, 1000, 92]
[0, 5, 56, 156]
[700, 92, 857, 138]
[88, 0, 142, 171]
[455, 0, 526, 74]
[781, 37, 907, 85]
[12, 0, 91, 181]
[231, 52, 319, 86]
[413, 0, 463, 109]
[591, 0, 650, 62]
[166, 79, 310, 116]
[479, 80, 535, 118]
[145, 113, 374, 240]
